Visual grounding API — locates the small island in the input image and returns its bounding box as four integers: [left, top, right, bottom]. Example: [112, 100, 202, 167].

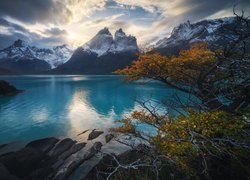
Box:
[0, 80, 23, 96]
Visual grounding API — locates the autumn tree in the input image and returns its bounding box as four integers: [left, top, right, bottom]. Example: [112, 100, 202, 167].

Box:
[116, 41, 249, 112]
[105, 10, 250, 179]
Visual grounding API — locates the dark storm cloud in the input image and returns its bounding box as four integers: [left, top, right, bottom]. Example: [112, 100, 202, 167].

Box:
[0, 0, 72, 24]
[0, 17, 28, 33]
[0, 33, 29, 49]
[151, 0, 250, 39]
[0, 18, 67, 49]
[177, 0, 250, 21]
[0, 18, 31, 48]
[44, 28, 68, 36]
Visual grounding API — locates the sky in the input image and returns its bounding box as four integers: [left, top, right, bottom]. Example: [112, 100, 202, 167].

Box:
[0, 0, 249, 49]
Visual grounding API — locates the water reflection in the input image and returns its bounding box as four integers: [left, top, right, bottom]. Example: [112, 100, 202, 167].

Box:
[0, 75, 170, 143]
[67, 90, 117, 137]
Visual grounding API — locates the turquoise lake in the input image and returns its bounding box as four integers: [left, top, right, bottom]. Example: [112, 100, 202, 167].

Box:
[0, 75, 185, 144]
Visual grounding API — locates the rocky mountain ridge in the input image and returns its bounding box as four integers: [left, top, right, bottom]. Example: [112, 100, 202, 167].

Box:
[50, 28, 139, 74]
[0, 40, 73, 69]
[151, 16, 248, 55]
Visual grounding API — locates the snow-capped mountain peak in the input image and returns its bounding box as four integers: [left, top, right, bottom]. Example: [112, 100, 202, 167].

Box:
[82, 27, 114, 57]
[114, 28, 138, 53]
[154, 17, 237, 50]
[12, 39, 29, 48]
[0, 40, 73, 68]
[114, 28, 126, 39]
[82, 28, 138, 57]
[97, 27, 112, 36]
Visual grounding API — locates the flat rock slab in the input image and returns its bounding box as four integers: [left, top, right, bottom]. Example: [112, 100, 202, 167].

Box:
[0, 144, 7, 150]
[59, 142, 86, 160]
[0, 163, 20, 180]
[49, 138, 76, 157]
[26, 137, 59, 153]
[0, 137, 87, 180]
[53, 142, 103, 180]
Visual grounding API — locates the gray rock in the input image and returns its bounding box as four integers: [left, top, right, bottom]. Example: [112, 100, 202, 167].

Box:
[49, 138, 76, 157]
[59, 142, 86, 160]
[84, 142, 103, 160]
[105, 134, 114, 143]
[0, 147, 49, 178]
[87, 130, 104, 140]
[26, 137, 59, 153]
[0, 138, 103, 180]
[54, 142, 103, 180]
[0, 144, 7, 150]
[0, 163, 20, 180]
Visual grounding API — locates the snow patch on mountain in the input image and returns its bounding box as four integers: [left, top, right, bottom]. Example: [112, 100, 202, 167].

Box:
[154, 17, 236, 49]
[82, 28, 138, 57]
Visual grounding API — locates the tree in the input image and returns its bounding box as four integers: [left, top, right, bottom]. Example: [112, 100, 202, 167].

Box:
[115, 13, 250, 113]
[116, 42, 249, 112]
[110, 108, 250, 179]
[107, 10, 250, 179]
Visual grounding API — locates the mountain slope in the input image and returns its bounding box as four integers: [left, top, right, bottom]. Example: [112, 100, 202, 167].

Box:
[0, 40, 73, 74]
[51, 28, 139, 74]
[0, 67, 13, 75]
[151, 17, 249, 55]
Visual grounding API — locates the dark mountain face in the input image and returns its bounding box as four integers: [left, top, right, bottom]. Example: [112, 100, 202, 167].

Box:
[151, 17, 250, 55]
[0, 67, 13, 75]
[50, 48, 138, 75]
[50, 28, 139, 74]
[0, 58, 51, 74]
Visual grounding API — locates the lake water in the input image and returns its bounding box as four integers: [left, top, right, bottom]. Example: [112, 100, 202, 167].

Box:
[0, 75, 183, 144]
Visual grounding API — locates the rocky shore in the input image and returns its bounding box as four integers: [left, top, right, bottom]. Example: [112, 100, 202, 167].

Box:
[0, 130, 133, 180]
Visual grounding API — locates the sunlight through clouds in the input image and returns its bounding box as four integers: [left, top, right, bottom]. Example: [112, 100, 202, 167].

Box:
[0, 0, 249, 48]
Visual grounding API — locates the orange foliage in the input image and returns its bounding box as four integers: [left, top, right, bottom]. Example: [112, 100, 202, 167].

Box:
[115, 42, 217, 85]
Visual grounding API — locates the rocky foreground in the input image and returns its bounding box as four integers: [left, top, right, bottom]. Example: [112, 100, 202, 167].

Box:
[0, 130, 134, 180]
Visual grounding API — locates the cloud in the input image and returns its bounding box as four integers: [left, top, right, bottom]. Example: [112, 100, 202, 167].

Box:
[1, 0, 250, 48]
[62, 0, 107, 23]
[0, 17, 28, 33]
[113, 0, 250, 45]
[0, 0, 73, 24]
[44, 28, 68, 37]
[0, 18, 68, 49]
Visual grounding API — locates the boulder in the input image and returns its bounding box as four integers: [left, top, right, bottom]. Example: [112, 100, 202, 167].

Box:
[59, 142, 86, 160]
[0, 163, 19, 180]
[105, 134, 114, 143]
[84, 142, 103, 160]
[48, 138, 76, 157]
[0, 144, 7, 150]
[0, 147, 49, 178]
[26, 137, 59, 153]
[87, 130, 104, 140]
[53, 142, 102, 180]
[0, 137, 104, 180]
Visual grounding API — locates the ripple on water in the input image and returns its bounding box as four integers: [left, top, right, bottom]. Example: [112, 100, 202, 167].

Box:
[0, 75, 185, 144]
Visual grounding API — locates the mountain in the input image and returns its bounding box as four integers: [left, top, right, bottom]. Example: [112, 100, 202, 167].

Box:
[51, 28, 139, 74]
[151, 17, 248, 55]
[0, 40, 73, 74]
[0, 67, 13, 75]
